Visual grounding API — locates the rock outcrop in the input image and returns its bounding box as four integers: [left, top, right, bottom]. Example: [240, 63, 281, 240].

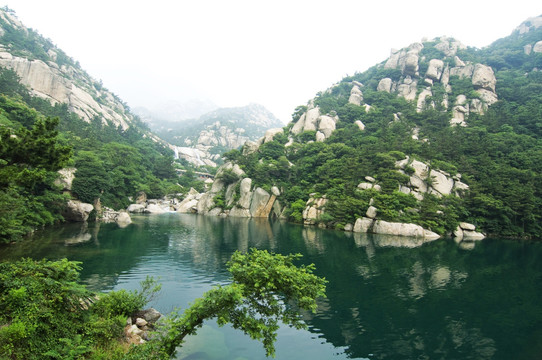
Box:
[290, 105, 338, 142]
[395, 157, 469, 200]
[63, 200, 93, 222]
[377, 38, 498, 124]
[54, 168, 77, 192]
[303, 196, 328, 225]
[302, 156, 479, 242]
[453, 222, 485, 242]
[100, 208, 132, 228]
[125, 308, 162, 345]
[0, 12, 137, 131]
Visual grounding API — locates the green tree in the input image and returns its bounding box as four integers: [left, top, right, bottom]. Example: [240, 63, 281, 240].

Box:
[129, 249, 327, 359]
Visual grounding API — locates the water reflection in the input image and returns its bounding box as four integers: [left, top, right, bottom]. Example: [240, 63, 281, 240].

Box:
[1, 214, 541, 359]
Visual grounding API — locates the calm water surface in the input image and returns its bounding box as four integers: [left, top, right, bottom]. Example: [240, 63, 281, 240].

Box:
[1, 213, 542, 360]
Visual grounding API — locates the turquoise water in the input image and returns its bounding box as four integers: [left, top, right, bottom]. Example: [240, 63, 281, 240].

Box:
[1, 213, 542, 359]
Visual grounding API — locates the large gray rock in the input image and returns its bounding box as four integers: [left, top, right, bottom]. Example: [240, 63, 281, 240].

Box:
[238, 178, 253, 209]
[354, 120, 365, 130]
[144, 204, 168, 214]
[366, 206, 378, 219]
[261, 128, 284, 144]
[303, 197, 327, 225]
[430, 169, 455, 196]
[303, 107, 320, 132]
[229, 207, 252, 217]
[63, 200, 94, 222]
[177, 199, 199, 213]
[317, 115, 336, 138]
[372, 220, 440, 240]
[426, 59, 444, 81]
[196, 193, 215, 214]
[242, 140, 260, 155]
[403, 52, 420, 76]
[459, 222, 476, 231]
[462, 230, 485, 240]
[348, 85, 363, 105]
[472, 64, 496, 92]
[116, 211, 132, 227]
[127, 204, 146, 213]
[353, 217, 373, 233]
[55, 168, 76, 191]
[417, 88, 433, 112]
[377, 78, 393, 93]
[476, 89, 498, 106]
[249, 187, 271, 217]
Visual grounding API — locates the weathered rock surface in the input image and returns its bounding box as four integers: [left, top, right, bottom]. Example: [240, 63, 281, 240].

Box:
[372, 220, 440, 240]
[290, 105, 339, 141]
[127, 204, 146, 213]
[0, 14, 136, 131]
[63, 200, 93, 222]
[302, 196, 328, 225]
[55, 168, 76, 191]
[250, 188, 272, 217]
[353, 217, 373, 233]
[375, 37, 497, 124]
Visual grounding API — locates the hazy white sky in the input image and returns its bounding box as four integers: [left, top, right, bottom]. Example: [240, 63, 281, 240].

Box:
[5, 0, 542, 122]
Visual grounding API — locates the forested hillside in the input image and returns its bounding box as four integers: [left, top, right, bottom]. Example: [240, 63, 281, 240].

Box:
[0, 9, 181, 243]
[221, 16, 542, 239]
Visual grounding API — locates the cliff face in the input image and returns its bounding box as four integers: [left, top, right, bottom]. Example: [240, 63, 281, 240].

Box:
[0, 10, 137, 131]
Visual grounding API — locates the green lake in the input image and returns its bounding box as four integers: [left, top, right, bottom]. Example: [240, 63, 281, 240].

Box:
[1, 213, 541, 359]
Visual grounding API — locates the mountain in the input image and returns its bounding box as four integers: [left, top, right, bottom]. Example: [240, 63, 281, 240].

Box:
[148, 103, 283, 167]
[133, 98, 219, 127]
[0, 8, 183, 242]
[187, 15, 542, 240]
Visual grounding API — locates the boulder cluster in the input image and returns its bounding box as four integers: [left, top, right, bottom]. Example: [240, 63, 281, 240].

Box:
[124, 308, 162, 345]
[378, 38, 498, 126]
[302, 157, 485, 243]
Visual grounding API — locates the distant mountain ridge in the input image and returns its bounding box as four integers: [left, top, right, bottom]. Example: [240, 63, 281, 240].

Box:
[143, 103, 283, 167]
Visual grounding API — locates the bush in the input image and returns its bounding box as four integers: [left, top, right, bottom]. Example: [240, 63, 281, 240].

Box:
[93, 277, 161, 318]
[0, 259, 161, 360]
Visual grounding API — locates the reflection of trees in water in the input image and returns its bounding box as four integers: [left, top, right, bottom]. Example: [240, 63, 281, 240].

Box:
[296, 229, 540, 360]
[2, 214, 540, 359]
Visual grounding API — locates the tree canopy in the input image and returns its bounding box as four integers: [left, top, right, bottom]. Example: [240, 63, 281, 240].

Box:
[0, 250, 326, 359]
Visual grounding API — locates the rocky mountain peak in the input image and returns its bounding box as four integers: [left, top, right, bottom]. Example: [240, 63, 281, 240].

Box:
[514, 14, 542, 35]
[0, 9, 138, 131]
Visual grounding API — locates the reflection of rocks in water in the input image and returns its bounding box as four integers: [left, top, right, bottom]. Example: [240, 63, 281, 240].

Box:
[352, 233, 376, 260]
[353, 233, 433, 250]
[64, 232, 91, 245]
[166, 214, 280, 275]
[408, 261, 426, 299]
[64, 222, 93, 245]
[458, 240, 476, 250]
[82, 273, 119, 292]
[430, 266, 451, 289]
[446, 319, 496, 359]
[373, 235, 427, 248]
[393, 262, 468, 301]
[302, 227, 326, 254]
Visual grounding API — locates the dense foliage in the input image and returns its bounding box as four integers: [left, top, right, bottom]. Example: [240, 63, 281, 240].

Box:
[0, 250, 326, 359]
[230, 27, 542, 239]
[0, 258, 160, 360]
[0, 95, 71, 242]
[0, 68, 182, 243]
